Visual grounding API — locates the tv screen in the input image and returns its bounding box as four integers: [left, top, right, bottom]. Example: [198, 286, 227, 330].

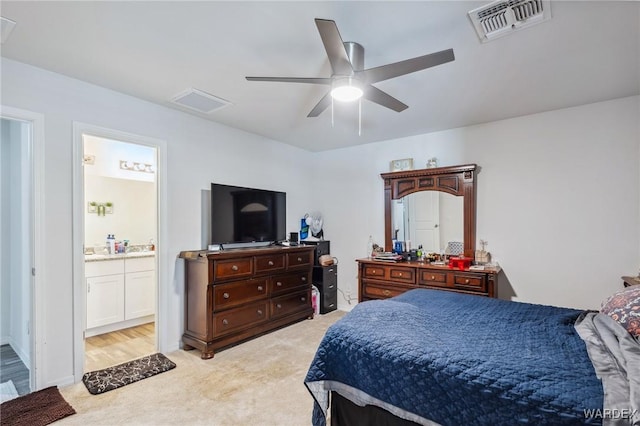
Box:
[211, 183, 286, 246]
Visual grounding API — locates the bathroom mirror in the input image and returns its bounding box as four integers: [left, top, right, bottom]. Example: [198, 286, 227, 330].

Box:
[381, 164, 477, 257]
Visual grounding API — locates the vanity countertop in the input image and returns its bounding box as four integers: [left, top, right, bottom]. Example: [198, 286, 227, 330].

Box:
[84, 251, 156, 262]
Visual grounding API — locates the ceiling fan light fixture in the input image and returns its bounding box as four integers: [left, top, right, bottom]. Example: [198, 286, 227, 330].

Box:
[330, 77, 363, 102]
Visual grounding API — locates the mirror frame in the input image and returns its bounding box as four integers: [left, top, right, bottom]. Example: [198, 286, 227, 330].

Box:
[381, 164, 477, 257]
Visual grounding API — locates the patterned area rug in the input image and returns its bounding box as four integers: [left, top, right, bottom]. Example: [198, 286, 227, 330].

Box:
[82, 352, 176, 395]
[0, 386, 76, 426]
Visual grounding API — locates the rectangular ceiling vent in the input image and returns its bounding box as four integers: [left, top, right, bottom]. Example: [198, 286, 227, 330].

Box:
[170, 88, 231, 114]
[468, 0, 551, 43]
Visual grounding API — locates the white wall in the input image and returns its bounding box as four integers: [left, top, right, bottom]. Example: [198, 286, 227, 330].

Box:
[84, 175, 156, 247]
[315, 96, 640, 311]
[1, 57, 315, 387]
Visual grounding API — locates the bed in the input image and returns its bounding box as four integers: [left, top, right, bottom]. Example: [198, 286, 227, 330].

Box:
[304, 288, 640, 426]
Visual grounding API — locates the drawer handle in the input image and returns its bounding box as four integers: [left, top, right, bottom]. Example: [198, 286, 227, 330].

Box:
[300, 296, 306, 302]
[328, 303, 335, 308]
[222, 319, 229, 326]
[398, 273, 403, 277]
[268, 260, 274, 266]
[276, 303, 282, 309]
[297, 257, 302, 262]
[301, 277, 307, 282]
[464, 279, 470, 284]
[383, 290, 391, 296]
[231, 265, 239, 271]
[372, 269, 377, 274]
[276, 281, 283, 287]
[223, 292, 230, 299]
[328, 284, 334, 289]
[257, 285, 263, 291]
[329, 268, 334, 272]
[431, 275, 435, 280]
[257, 309, 263, 316]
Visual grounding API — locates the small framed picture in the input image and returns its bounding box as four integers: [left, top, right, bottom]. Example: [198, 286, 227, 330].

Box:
[390, 158, 413, 172]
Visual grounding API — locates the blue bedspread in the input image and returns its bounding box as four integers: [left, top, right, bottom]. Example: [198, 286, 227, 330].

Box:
[304, 289, 604, 425]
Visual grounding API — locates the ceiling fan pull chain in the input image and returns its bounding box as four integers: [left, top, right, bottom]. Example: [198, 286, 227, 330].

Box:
[331, 96, 334, 128]
[358, 98, 362, 136]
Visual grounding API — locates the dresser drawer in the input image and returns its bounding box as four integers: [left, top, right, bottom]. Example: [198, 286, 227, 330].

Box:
[271, 289, 310, 319]
[214, 258, 253, 280]
[362, 264, 389, 280]
[312, 265, 337, 285]
[388, 266, 415, 284]
[270, 272, 310, 295]
[452, 273, 486, 292]
[287, 251, 313, 269]
[212, 278, 268, 311]
[318, 278, 336, 293]
[213, 301, 269, 337]
[255, 254, 285, 274]
[362, 282, 406, 299]
[418, 270, 448, 288]
[320, 292, 337, 314]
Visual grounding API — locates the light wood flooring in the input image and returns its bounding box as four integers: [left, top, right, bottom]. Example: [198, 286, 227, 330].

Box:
[85, 322, 155, 372]
[0, 344, 30, 395]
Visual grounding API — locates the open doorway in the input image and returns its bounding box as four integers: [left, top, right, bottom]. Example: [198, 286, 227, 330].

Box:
[1, 107, 44, 398]
[0, 117, 32, 399]
[73, 126, 163, 376]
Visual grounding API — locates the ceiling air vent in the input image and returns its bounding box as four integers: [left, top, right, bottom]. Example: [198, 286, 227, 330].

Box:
[170, 88, 231, 114]
[468, 0, 551, 43]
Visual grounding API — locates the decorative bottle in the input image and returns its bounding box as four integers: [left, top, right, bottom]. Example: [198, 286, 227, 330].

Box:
[367, 235, 374, 259]
[109, 234, 116, 255]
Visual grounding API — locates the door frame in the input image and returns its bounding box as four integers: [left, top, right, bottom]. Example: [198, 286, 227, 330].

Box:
[71, 122, 167, 382]
[0, 106, 45, 391]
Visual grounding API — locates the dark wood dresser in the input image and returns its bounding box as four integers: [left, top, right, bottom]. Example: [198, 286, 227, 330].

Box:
[180, 245, 315, 359]
[357, 258, 500, 301]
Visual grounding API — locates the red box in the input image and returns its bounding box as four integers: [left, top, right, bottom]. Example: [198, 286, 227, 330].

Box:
[448, 256, 472, 270]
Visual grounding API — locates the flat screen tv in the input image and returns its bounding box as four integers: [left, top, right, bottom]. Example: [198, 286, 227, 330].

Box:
[210, 183, 286, 247]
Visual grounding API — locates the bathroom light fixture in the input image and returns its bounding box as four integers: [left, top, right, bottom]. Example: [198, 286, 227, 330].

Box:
[119, 160, 154, 173]
[330, 77, 363, 102]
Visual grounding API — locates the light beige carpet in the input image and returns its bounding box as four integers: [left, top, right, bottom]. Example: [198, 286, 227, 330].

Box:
[58, 310, 345, 425]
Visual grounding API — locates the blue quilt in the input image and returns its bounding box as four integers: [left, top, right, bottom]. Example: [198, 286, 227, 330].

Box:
[304, 289, 604, 425]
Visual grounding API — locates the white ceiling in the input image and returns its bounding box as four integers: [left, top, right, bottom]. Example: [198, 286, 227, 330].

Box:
[1, 1, 638, 151]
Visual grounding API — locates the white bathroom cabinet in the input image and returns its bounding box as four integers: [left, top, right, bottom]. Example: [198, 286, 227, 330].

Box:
[85, 255, 155, 335]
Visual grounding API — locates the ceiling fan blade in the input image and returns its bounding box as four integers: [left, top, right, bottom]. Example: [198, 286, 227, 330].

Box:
[360, 48, 455, 84]
[363, 85, 408, 112]
[307, 92, 332, 117]
[246, 77, 332, 85]
[314, 19, 354, 76]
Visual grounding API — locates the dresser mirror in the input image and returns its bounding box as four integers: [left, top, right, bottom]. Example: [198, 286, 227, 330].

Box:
[381, 164, 477, 258]
[391, 191, 464, 254]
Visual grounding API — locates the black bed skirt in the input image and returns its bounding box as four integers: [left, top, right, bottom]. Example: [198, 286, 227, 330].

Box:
[330, 392, 421, 426]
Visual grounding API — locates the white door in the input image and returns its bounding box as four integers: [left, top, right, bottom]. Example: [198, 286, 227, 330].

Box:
[406, 191, 440, 252]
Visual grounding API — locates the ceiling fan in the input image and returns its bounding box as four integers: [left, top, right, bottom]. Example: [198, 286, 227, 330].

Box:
[246, 18, 455, 118]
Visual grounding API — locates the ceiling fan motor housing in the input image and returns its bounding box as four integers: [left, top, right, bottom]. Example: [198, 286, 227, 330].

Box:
[343, 42, 364, 73]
